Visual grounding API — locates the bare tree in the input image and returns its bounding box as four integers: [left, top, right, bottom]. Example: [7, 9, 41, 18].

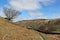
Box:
[3, 7, 21, 21]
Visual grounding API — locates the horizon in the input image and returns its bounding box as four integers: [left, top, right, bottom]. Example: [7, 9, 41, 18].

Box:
[0, 0, 60, 22]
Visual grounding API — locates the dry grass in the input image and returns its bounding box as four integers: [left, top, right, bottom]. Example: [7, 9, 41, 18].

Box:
[46, 34, 60, 40]
[15, 19, 60, 40]
[0, 18, 43, 40]
[0, 17, 60, 40]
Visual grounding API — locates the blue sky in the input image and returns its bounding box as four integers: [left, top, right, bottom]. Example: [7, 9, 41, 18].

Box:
[0, 0, 60, 22]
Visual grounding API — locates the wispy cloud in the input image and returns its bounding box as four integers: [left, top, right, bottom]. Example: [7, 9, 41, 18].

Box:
[0, 8, 6, 17]
[28, 11, 48, 19]
[9, 0, 55, 10]
[8, 0, 56, 20]
[9, 0, 41, 11]
[53, 13, 60, 19]
[38, 0, 55, 5]
[29, 11, 44, 17]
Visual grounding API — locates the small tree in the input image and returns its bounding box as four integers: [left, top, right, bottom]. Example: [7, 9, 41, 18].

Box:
[3, 7, 21, 21]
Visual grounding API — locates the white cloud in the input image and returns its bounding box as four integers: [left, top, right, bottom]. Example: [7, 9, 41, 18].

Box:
[52, 13, 60, 19]
[38, 0, 55, 5]
[8, 0, 55, 21]
[0, 8, 6, 17]
[28, 11, 48, 19]
[9, 0, 42, 11]
[8, 0, 55, 11]
[29, 12, 44, 17]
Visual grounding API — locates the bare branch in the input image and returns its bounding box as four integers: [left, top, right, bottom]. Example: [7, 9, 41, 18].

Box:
[3, 7, 21, 21]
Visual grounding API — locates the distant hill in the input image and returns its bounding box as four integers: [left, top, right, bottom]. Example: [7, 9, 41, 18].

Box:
[16, 18, 60, 33]
[16, 19, 49, 28]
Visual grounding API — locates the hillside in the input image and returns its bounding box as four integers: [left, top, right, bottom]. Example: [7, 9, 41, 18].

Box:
[16, 19, 49, 29]
[14, 18, 60, 40]
[0, 17, 44, 40]
[16, 18, 60, 33]
[0, 17, 60, 40]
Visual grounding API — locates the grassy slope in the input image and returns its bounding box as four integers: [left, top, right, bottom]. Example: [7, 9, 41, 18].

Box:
[0, 17, 44, 40]
[16, 19, 49, 28]
[1, 17, 60, 40]
[16, 18, 60, 33]
[15, 18, 60, 40]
